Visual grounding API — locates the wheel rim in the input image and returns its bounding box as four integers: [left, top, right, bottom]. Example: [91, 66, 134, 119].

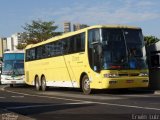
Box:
[36, 78, 40, 90]
[84, 78, 90, 91]
[42, 77, 46, 91]
[36, 81, 39, 89]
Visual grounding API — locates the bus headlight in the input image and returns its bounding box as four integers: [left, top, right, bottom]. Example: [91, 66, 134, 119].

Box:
[139, 72, 148, 77]
[104, 73, 119, 78]
[1, 76, 4, 80]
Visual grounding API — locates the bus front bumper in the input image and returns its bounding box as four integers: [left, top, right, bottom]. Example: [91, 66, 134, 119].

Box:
[90, 77, 149, 89]
[1, 79, 25, 85]
[1, 75, 25, 85]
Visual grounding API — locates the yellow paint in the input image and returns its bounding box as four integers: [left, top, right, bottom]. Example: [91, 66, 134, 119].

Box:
[25, 25, 149, 89]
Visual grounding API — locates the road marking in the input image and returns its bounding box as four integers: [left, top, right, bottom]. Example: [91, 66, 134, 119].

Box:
[11, 96, 24, 98]
[117, 94, 157, 97]
[41, 92, 123, 100]
[0, 97, 5, 99]
[149, 103, 160, 105]
[6, 102, 92, 110]
[0, 86, 6, 91]
[5, 89, 87, 102]
[92, 101, 160, 111]
[4, 88, 160, 111]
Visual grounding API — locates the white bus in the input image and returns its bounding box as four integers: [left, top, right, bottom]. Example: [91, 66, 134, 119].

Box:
[1, 50, 25, 87]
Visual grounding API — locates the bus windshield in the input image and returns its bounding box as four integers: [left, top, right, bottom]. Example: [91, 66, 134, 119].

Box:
[2, 53, 24, 75]
[102, 28, 147, 70]
[2, 60, 24, 75]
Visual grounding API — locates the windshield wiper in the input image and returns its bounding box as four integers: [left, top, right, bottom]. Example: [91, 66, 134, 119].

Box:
[12, 62, 21, 75]
[13, 67, 22, 75]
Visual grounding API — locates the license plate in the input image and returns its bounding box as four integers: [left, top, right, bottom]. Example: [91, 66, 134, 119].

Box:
[126, 80, 134, 83]
[11, 81, 16, 84]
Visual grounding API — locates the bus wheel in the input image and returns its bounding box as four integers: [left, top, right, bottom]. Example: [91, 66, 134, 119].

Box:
[82, 75, 91, 95]
[35, 76, 41, 91]
[41, 76, 47, 91]
[10, 84, 14, 88]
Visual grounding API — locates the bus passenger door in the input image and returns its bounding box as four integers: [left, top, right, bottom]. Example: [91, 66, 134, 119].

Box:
[88, 29, 102, 72]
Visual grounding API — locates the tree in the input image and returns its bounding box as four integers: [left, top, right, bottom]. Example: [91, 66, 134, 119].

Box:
[16, 43, 27, 50]
[144, 36, 160, 46]
[22, 19, 62, 44]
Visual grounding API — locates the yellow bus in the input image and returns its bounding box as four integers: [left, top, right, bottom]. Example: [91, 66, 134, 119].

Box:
[25, 25, 149, 94]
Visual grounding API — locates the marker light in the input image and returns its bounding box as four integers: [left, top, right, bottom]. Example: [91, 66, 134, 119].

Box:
[139, 72, 148, 77]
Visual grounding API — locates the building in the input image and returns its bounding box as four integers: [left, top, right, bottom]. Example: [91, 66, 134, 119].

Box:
[63, 22, 71, 33]
[73, 24, 89, 31]
[7, 32, 27, 51]
[0, 37, 7, 59]
[7, 37, 14, 51]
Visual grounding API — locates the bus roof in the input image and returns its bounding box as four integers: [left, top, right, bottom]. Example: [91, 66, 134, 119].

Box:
[4, 50, 24, 54]
[25, 25, 141, 49]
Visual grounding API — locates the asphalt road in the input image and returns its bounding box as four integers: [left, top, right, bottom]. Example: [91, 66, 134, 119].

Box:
[0, 85, 160, 120]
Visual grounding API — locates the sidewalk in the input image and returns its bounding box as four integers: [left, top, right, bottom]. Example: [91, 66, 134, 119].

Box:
[0, 109, 35, 120]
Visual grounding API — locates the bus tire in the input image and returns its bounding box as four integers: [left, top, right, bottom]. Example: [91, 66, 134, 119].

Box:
[41, 76, 47, 91]
[35, 76, 41, 91]
[82, 75, 91, 95]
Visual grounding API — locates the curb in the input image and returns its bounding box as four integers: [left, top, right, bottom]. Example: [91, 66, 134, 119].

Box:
[154, 91, 160, 95]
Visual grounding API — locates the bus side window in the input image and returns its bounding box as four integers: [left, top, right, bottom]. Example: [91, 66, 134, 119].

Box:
[53, 42, 58, 56]
[36, 47, 42, 59]
[45, 44, 51, 57]
[54, 41, 62, 56]
[68, 37, 75, 54]
[89, 29, 100, 43]
[77, 33, 85, 52]
[62, 39, 68, 55]
[88, 29, 101, 72]
[81, 33, 85, 51]
[76, 33, 85, 52]
[42, 45, 46, 58]
[50, 43, 55, 56]
[30, 49, 35, 60]
[26, 50, 30, 61]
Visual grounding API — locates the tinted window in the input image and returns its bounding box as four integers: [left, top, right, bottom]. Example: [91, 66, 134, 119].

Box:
[68, 37, 76, 53]
[4, 53, 24, 61]
[25, 32, 85, 61]
[88, 29, 101, 71]
[36, 47, 42, 59]
[54, 41, 62, 56]
[76, 33, 85, 52]
[26, 49, 35, 61]
[62, 39, 68, 54]
[62, 33, 85, 54]
[45, 44, 53, 57]
[50, 43, 56, 56]
[89, 29, 100, 48]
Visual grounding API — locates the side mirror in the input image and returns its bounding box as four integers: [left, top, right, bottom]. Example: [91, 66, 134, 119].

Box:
[91, 41, 102, 55]
[97, 44, 102, 55]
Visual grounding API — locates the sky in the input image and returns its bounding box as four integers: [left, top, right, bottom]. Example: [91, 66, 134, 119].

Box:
[0, 0, 160, 38]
